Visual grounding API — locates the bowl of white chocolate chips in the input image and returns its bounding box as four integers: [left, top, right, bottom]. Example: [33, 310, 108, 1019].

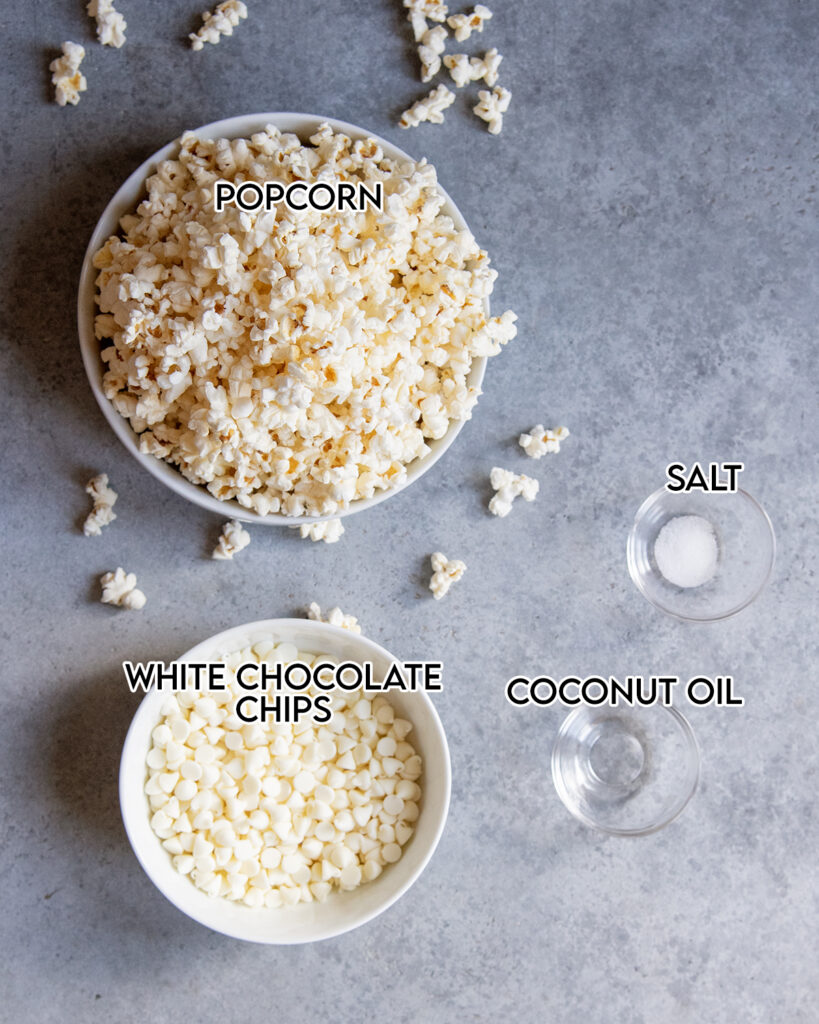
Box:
[78, 112, 517, 524]
[119, 618, 450, 943]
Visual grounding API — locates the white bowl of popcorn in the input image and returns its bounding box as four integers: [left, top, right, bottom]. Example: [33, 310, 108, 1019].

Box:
[79, 112, 516, 525]
[119, 618, 451, 943]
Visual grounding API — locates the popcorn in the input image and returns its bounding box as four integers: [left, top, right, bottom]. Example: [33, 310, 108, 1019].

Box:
[488, 467, 538, 517]
[307, 602, 361, 634]
[50, 42, 87, 107]
[145, 641, 422, 906]
[83, 473, 118, 536]
[399, 84, 456, 127]
[447, 4, 493, 41]
[212, 520, 251, 560]
[87, 0, 126, 48]
[408, 9, 429, 42]
[443, 53, 484, 89]
[473, 85, 511, 134]
[519, 425, 570, 459]
[472, 47, 503, 86]
[100, 567, 146, 609]
[189, 0, 248, 50]
[418, 24, 448, 83]
[298, 519, 345, 544]
[93, 125, 515, 517]
[429, 551, 466, 599]
[404, 0, 448, 23]
[469, 309, 518, 356]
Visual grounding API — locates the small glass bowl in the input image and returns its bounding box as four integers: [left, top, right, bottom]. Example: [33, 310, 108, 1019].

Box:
[626, 487, 775, 622]
[551, 705, 700, 836]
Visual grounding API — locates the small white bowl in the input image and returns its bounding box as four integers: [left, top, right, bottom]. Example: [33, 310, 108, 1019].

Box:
[119, 618, 451, 944]
[77, 112, 488, 525]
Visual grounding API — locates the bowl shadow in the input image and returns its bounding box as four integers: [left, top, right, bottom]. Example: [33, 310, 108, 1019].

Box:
[0, 142, 157, 423]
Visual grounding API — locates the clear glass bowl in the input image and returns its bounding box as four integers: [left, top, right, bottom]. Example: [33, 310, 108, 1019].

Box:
[626, 487, 775, 621]
[551, 705, 700, 836]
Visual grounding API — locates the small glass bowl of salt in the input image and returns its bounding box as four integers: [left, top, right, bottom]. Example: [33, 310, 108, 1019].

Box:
[627, 486, 775, 621]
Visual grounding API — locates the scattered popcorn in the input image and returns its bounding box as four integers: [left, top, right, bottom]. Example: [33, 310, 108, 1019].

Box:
[443, 52, 484, 88]
[429, 551, 466, 600]
[473, 85, 511, 134]
[307, 602, 361, 634]
[50, 42, 87, 107]
[447, 4, 493, 41]
[407, 9, 428, 42]
[145, 640, 422, 906]
[100, 567, 146, 610]
[212, 520, 251, 560]
[298, 519, 345, 544]
[472, 47, 503, 86]
[93, 124, 515, 517]
[404, 0, 448, 23]
[399, 83, 456, 126]
[87, 0, 126, 47]
[519, 425, 570, 459]
[468, 309, 518, 356]
[83, 473, 118, 536]
[488, 467, 538, 517]
[418, 24, 448, 83]
[189, 0, 248, 50]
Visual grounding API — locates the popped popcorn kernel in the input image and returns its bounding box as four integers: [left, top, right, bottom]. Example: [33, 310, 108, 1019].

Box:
[447, 5, 493, 42]
[399, 84, 456, 127]
[212, 520, 251, 560]
[429, 551, 466, 599]
[100, 567, 146, 610]
[83, 473, 118, 536]
[307, 602, 361, 634]
[190, 0, 248, 50]
[473, 85, 511, 135]
[87, 0, 126, 47]
[297, 519, 345, 544]
[519, 425, 570, 459]
[50, 42, 87, 107]
[488, 467, 538, 517]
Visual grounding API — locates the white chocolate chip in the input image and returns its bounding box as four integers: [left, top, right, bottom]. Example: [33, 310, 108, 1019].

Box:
[145, 641, 423, 907]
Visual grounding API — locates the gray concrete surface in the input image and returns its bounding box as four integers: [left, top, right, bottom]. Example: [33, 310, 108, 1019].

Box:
[1, 1, 817, 1021]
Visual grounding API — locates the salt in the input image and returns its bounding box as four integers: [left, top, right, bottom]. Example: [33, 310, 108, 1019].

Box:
[654, 515, 719, 588]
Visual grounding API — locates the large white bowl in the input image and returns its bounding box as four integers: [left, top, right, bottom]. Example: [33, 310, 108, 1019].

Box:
[78, 112, 488, 525]
[119, 618, 451, 943]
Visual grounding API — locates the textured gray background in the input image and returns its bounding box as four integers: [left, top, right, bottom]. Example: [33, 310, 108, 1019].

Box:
[1, 0, 817, 1021]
